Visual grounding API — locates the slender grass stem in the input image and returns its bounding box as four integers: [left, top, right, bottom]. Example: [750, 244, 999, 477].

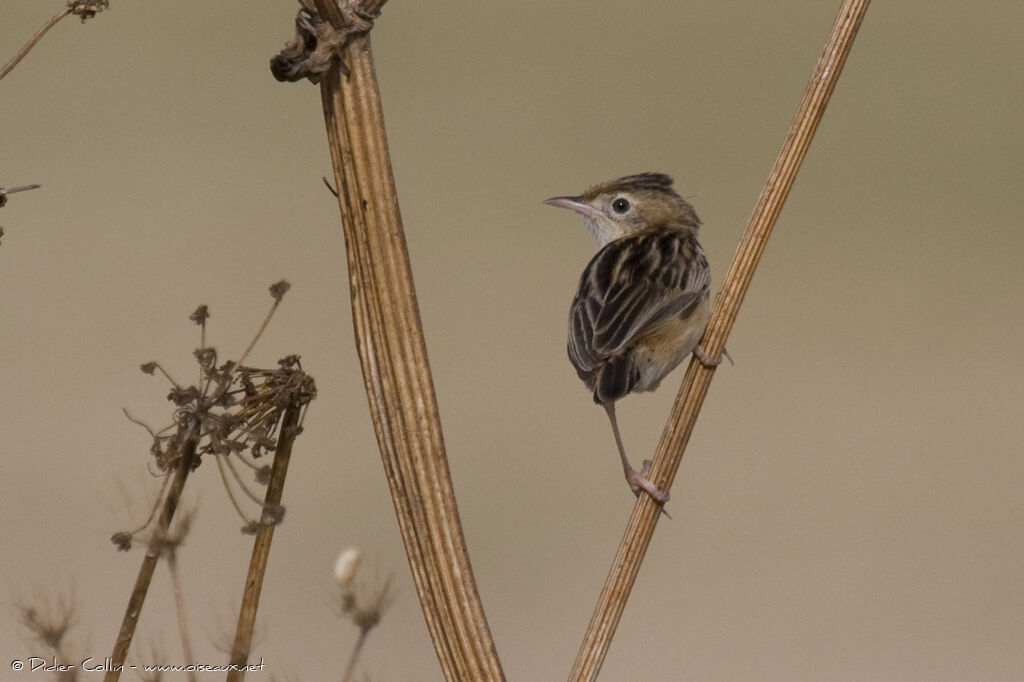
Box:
[568, 2, 872, 679]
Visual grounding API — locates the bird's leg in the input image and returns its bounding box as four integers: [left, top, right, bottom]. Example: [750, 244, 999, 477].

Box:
[603, 402, 670, 504]
[693, 344, 734, 368]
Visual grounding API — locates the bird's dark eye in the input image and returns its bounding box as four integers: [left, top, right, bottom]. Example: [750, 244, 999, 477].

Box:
[611, 198, 630, 214]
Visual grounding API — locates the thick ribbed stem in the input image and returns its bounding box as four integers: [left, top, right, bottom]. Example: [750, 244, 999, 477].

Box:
[313, 2, 505, 679]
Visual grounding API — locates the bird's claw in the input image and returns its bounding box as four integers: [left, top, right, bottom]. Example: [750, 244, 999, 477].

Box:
[626, 460, 671, 505]
[694, 344, 733, 368]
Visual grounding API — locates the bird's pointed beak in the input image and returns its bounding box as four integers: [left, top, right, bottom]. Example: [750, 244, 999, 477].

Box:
[543, 195, 604, 219]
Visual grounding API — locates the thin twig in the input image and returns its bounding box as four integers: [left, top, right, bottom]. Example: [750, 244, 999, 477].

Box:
[0, 184, 42, 208]
[567, 1, 872, 680]
[141, 361, 181, 389]
[214, 454, 250, 523]
[220, 449, 267, 506]
[122, 408, 157, 438]
[116, 472, 173, 541]
[0, 7, 72, 82]
[323, 176, 339, 197]
[105, 430, 200, 682]
[340, 627, 369, 682]
[228, 449, 264, 472]
[237, 300, 281, 368]
[225, 402, 302, 682]
[1, 184, 42, 194]
[165, 551, 198, 682]
[309, 0, 505, 678]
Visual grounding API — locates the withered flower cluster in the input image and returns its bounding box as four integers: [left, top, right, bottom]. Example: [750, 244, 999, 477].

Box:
[113, 282, 316, 549]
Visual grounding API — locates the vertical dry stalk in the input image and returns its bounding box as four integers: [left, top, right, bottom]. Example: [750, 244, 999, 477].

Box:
[568, 1, 872, 679]
[105, 430, 199, 682]
[312, 1, 504, 679]
[226, 402, 302, 681]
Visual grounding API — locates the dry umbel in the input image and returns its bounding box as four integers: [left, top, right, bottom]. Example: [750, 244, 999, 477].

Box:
[105, 282, 316, 681]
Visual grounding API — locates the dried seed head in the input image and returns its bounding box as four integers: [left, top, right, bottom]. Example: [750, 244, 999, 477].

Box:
[69, 1, 110, 22]
[194, 347, 217, 372]
[255, 465, 272, 485]
[111, 532, 133, 551]
[189, 304, 209, 326]
[16, 591, 76, 652]
[269, 280, 291, 302]
[123, 286, 314, 545]
[168, 386, 199, 406]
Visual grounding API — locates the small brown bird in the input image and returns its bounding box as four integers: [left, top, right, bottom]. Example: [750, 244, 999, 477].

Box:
[545, 173, 719, 505]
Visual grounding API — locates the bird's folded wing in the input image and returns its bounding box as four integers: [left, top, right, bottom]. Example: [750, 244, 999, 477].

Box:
[568, 230, 709, 373]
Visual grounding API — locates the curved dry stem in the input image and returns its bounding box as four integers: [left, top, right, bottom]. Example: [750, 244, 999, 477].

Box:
[0, 7, 72, 82]
[568, 1, 872, 679]
[214, 453, 251, 523]
[237, 299, 281, 367]
[311, 0, 505, 679]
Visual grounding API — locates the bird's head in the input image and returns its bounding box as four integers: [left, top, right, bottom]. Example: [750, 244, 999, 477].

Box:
[544, 173, 700, 248]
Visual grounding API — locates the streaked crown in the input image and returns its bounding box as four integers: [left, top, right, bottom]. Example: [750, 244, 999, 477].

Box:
[545, 172, 700, 248]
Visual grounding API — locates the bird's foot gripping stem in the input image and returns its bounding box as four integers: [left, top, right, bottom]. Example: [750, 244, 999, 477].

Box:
[624, 459, 670, 504]
[694, 344, 733, 368]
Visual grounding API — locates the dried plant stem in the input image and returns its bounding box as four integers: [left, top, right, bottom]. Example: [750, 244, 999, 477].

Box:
[214, 454, 250, 522]
[236, 300, 280, 368]
[340, 627, 369, 682]
[105, 431, 199, 682]
[312, 1, 504, 679]
[120, 460, 173, 536]
[166, 551, 198, 682]
[225, 403, 302, 681]
[567, 2, 871, 679]
[0, 6, 72, 82]
[220, 450, 267, 506]
[1, 184, 42, 194]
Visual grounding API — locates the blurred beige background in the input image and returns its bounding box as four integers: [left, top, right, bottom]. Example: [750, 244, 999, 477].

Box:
[2, 1, 1022, 680]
